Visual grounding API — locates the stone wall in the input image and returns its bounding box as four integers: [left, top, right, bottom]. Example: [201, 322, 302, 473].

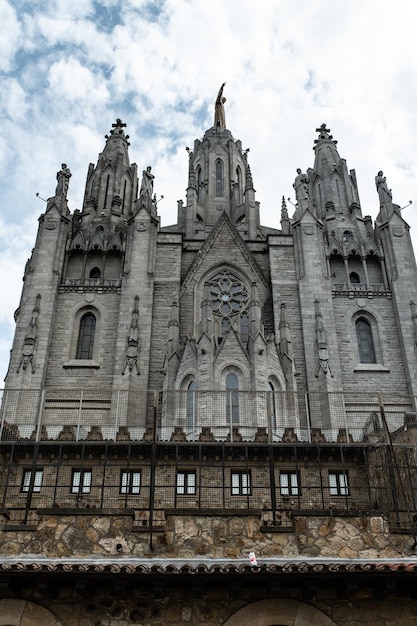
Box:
[0, 511, 412, 560]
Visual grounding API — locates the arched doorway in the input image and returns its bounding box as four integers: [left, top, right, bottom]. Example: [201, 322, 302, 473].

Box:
[223, 598, 339, 626]
[0, 599, 63, 626]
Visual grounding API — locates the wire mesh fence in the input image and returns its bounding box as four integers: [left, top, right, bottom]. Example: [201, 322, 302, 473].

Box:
[2, 441, 417, 530]
[1, 388, 416, 444]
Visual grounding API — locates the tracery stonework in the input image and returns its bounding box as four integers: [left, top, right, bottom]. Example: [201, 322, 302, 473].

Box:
[208, 269, 249, 317]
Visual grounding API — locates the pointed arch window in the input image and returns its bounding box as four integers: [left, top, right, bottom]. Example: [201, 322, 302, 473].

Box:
[76, 313, 96, 359]
[236, 166, 242, 204]
[215, 160, 224, 197]
[89, 267, 101, 279]
[186, 379, 197, 430]
[356, 318, 376, 363]
[268, 381, 277, 429]
[196, 166, 202, 201]
[226, 372, 239, 424]
[350, 271, 360, 284]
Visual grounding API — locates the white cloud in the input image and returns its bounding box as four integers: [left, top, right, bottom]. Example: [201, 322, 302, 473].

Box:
[0, 2, 21, 72]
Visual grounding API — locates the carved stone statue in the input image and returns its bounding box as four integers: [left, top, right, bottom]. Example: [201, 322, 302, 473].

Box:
[293, 168, 309, 203]
[375, 170, 392, 204]
[55, 163, 72, 197]
[139, 166, 154, 206]
[214, 83, 226, 128]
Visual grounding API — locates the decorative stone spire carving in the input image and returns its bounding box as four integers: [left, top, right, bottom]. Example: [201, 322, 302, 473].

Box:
[122, 296, 140, 375]
[249, 282, 263, 336]
[281, 196, 290, 235]
[200, 283, 214, 336]
[167, 301, 180, 354]
[279, 302, 293, 358]
[17, 294, 41, 373]
[245, 163, 254, 191]
[315, 298, 332, 377]
[410, 300, 417, 346]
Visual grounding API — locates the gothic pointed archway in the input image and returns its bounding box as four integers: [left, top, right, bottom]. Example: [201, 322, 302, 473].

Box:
[223, 598, 339, 626]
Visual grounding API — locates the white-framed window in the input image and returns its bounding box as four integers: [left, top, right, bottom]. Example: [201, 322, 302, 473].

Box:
[176, 471, 196, 495]
[71, 469, 92, 494]
[279, 471, 299, 496]
[120, 471, 141, 495]
[21, 469, 43, 493]
[231, 471, 251, 496]
[329, 471, 349, 496]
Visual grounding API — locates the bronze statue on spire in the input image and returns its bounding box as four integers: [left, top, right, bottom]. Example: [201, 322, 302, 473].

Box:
[214, 83, 226, 128]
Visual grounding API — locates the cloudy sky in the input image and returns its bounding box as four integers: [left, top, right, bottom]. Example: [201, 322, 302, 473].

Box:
[0, 0, 416, 381]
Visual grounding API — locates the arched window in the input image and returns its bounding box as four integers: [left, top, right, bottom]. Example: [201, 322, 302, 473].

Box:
[89, 267, 101, 279]
[186, 379, 197, 430]
[226, 372, 239, 424]
[215, 160, 224, 197]
[350, 271, 360, 284]
[236, 166, 242, 204]
[76, 313, 96, 359]
[268, 381, 277, 429]
[196, 166, 202, 201]
[356, 318, 376, 363]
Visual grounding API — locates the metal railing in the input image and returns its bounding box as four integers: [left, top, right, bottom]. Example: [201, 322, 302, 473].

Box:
[0, 388, 415, 445]
[1, 440, 417, 531]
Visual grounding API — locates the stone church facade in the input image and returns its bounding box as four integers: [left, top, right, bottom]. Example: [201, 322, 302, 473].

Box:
[2, 94, 417, 625]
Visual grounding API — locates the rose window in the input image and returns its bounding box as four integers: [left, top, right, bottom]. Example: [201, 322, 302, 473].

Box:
[208, 270, 249, 317]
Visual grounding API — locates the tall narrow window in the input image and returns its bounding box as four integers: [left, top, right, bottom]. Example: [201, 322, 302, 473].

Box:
[76, 313, 96, 359]
[280, 471, 299, 496]
[177, 471, 196, 495]
[329, 471, 349, 496]
[231, 471, 251, 495]
[186, 380, 197, 430]
[21, 469, 43, 493]
[196, 166, 202, 201]
[215, 160, 223, 197]
[356, 318, 376, 363]
[71, 469, 92, 494]
[120, 471, 141, 495]
[226, 372, 239, 424]
[268, 381, 277, 429]
[236, 166, 242, 204]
